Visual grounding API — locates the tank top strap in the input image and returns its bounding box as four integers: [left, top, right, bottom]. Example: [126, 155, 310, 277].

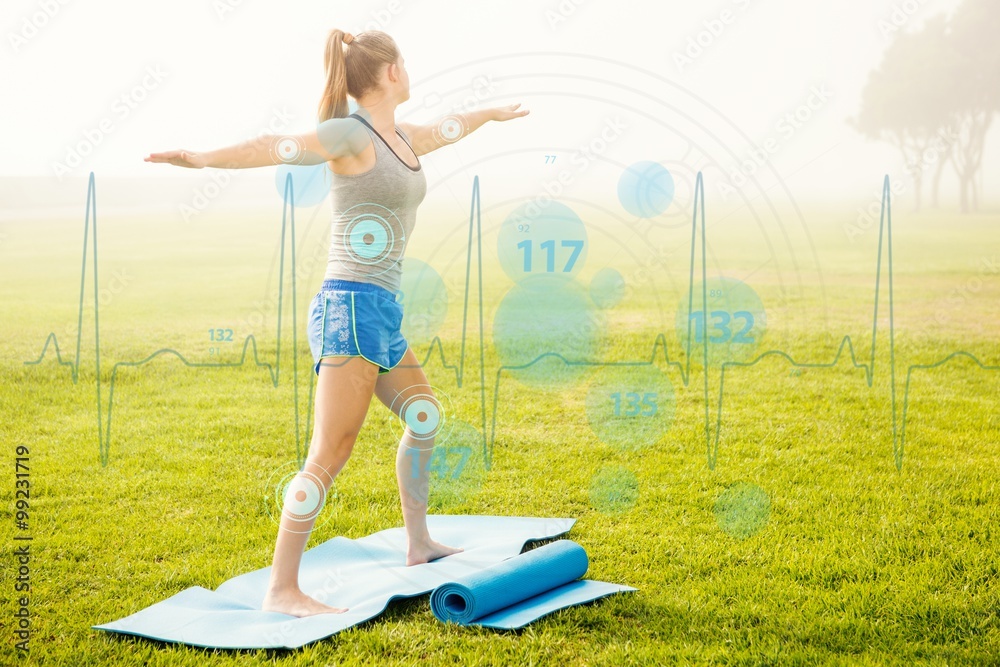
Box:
[349, 113, 420, 172]
[395, 126, 415, 151]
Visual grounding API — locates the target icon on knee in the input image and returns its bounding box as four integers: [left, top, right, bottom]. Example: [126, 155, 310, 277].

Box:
[282, 470, 325, 521]
[390, 384, 455, 451]
[263, 462, 335, 533]
[337, 203, 405, 276]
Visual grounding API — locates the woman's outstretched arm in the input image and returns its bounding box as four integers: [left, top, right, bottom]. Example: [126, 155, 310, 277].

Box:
[398, 103, 530, 158]
[143, 116, 372, 169]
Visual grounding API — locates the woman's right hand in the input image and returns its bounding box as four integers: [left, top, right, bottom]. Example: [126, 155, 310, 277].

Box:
[144, 150, 208, 168]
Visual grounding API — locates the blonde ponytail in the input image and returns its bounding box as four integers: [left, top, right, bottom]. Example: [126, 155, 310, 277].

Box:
[317, 30, 401, 122]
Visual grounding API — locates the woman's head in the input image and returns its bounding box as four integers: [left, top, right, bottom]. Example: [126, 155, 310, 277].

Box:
[318, 29, 409, 121]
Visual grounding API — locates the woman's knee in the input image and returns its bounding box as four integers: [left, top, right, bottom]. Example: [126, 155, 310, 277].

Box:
[307, 430, 359, 466]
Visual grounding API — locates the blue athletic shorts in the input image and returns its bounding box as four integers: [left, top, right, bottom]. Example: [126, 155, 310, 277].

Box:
[307, 278, 408, 376]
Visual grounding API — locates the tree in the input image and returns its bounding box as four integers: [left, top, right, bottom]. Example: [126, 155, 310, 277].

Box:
[850, 15, 954, 212]
[852, 1, 999, 213]
[941, 0, 1000, 213]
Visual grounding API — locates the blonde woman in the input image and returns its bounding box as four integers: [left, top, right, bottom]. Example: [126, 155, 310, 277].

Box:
[145, 29, 529, 616]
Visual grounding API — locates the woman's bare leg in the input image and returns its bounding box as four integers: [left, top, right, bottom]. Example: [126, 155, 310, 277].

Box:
[374, 347, 464, 565]
[261, 356, 379, 617]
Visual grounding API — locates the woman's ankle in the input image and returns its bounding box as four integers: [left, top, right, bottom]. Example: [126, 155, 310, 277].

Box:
[264, 582, 299, 596]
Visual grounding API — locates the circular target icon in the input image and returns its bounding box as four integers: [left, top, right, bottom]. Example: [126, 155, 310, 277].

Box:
[346, 216, 392, 263]
[390, 385, 455, 450]
[263, 462, 335, 533]
[281, 470, 325, 521]
[270, 136, 306, 165]
[337, 203, 405, 276]
[434, 115, 464, 145]
[401, 396, 442, 439]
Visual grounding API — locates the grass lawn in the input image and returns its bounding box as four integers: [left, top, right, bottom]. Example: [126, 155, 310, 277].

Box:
[1, 197, 998, 665]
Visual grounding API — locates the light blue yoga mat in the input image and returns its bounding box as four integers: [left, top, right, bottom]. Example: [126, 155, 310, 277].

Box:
[430, 539, 636, 629]
[92, 515, 632, 649]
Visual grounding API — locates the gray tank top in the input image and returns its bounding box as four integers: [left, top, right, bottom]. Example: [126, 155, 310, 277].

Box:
[323, 113, 427, 293]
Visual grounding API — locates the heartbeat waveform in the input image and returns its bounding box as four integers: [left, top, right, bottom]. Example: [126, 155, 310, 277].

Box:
[24, 173, 312, 465]
[23, 172, 999, 470]
[474, 173, 998, 470]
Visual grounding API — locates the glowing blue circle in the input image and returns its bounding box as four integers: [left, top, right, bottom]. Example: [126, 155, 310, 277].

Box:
[497, 200, 588, 284]
[275, 163, 331, 208]
[347, 217, 391, 262]
[618, 161, 674, 218]
[675, 276, 766, 366]
[492, 275, 605, 389]
[425, 419, 486, 510]
[589, 267, 626, 309]
[589, 466, 639, 514]
[585, 364, 675, 450]
[715, 482, 770, 539]
[398, 258, 449, 346]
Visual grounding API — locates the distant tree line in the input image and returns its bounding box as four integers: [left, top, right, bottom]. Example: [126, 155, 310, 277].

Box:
[851, 0, 999, 213]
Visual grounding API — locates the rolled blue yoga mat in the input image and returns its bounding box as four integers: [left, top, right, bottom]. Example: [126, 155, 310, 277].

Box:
[431, 540, 607, 627]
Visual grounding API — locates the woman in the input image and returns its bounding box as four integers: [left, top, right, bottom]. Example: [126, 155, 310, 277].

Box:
[144, 29, 529, 617]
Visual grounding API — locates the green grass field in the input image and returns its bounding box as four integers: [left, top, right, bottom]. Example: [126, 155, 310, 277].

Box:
[1, 197, 998, 665]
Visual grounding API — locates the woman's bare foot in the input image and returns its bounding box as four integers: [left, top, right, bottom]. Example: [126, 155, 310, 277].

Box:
[406, 538, 464, 566]
[261, 587, 348, 617]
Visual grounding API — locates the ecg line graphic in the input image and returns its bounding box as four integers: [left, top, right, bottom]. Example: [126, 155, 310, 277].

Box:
[473, 173, 997, 470]
[24, 172, 998, 470]
[24, 173, 310, 465]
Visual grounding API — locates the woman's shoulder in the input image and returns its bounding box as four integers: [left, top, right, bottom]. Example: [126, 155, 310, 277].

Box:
[318, 115, 373, 158]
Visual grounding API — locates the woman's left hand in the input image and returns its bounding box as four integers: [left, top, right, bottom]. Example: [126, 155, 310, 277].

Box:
[491, 103, 530, 121]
